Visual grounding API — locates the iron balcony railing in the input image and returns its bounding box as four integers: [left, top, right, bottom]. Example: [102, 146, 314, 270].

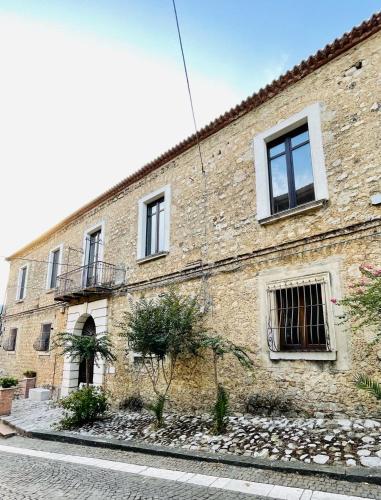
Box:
[55, 261, 126, 300]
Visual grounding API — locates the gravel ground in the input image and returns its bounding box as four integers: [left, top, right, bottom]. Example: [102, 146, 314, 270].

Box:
[79, 410, 381, 468]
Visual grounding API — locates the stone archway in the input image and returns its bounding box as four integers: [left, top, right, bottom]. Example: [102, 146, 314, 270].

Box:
[61, 299, 108, 397]
[78, 315, 96, 386]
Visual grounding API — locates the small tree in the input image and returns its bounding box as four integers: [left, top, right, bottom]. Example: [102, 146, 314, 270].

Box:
[120, 288, 206, 426]
[333, 263, 381, 400]
[199, 334, 254, 433]
[54, 333, 116, 386]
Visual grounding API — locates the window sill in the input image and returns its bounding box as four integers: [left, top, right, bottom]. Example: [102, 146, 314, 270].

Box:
[15, 299, 24, 304]
[258, 199, 327, 225]
[137, 251, 168, 265]
[270, 350, 336, 361]
[6, 351, 16, 356]
[38, 352, 51, 357]
[45, 288, 57, 295]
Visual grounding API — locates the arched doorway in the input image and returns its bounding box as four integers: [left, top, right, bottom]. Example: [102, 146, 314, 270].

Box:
[78, 315, 96, 386]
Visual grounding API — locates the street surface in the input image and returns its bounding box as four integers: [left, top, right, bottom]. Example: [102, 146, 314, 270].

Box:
[0, 436, 380, 499]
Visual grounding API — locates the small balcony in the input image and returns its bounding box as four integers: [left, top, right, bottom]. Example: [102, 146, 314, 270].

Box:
[54, 261, 126, 302]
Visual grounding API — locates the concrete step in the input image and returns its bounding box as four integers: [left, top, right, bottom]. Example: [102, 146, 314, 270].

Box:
[0, 421, 16, 438]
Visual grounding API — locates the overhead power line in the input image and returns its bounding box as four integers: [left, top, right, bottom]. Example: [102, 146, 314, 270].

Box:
[172, 0, 205, 174]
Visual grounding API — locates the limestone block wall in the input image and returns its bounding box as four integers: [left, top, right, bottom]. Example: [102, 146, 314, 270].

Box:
[0, 30, 380, 415]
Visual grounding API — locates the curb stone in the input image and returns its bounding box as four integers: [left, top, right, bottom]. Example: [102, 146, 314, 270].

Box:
[14, 428, 381, 486]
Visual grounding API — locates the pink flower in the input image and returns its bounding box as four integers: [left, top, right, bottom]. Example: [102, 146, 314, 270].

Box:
[331, 298, 338, 304]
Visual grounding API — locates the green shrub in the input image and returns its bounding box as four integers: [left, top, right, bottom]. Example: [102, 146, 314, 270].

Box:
[147, 395, 166, 428]
[23, 370, 37, 378]
[120, 394, 144, 412]
[58, 386, 109, 429]
[246, 391, 291, 416]
[213, 384, 229, 434]
[0, 377, 18, 388]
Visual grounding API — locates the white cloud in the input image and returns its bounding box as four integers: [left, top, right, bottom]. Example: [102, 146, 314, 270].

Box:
[0, 13, 242, 301]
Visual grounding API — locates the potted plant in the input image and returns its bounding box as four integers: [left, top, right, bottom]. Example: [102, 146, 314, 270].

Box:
[20, 370, 37, 399]
[0, 377, 18, 416]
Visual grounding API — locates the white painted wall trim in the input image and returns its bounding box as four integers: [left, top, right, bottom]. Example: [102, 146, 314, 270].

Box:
[137, 184, 171, 260]
[253, 102, 328, 221]
[46, 243, 64, 290]
[61, 299, 109, 397]
[82, 221, 106, 266]
[257, 257, 349, 370]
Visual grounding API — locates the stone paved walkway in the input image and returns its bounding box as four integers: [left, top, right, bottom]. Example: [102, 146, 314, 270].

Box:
[4, 400, 63, 432]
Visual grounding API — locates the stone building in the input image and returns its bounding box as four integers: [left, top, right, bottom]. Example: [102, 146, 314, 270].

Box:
[0, 13, 380, 416]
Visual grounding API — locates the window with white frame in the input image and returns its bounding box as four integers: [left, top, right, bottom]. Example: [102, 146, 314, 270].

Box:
[137, 185, 171, 260]
[267, 273, 332, 354]
[16, 265, 28, 301]
[47, 246, 62, 290]
[254, 103, 328, 221]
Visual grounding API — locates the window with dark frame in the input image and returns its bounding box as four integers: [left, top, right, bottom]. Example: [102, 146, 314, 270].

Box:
[18, 267, 27, 300]
[267, 124, 315, 214]
[145, 197, 165, 257]
[49, 249, 60, 289]
[40, 323, 52, 351]
[267, 280, 330, 352]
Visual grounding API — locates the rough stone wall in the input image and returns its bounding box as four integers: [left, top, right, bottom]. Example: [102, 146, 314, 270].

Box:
[0, 31, 380, 415]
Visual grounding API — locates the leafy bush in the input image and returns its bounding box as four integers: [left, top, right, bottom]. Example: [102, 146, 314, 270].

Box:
[246, 391, 291, 416]
[23, 370, 36, 378]
[120, 394, 144, 412]
[334, 264, 381, 402]
[120, 288, 207, 426]
[58, 386, 109, 429]
[213, 384, 229, 434]
[0, 377, 18, 388]
[147, 395, 166, 428]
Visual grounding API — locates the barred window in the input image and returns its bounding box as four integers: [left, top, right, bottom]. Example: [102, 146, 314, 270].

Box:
[3, 328, 17, 352]
[267, 275, 331, 352]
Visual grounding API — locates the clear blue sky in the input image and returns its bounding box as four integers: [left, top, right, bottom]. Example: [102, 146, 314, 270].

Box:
[0, 0, 379, 97]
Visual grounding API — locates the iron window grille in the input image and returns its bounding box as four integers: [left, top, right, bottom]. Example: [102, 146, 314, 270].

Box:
[145, 196, 165, 256]
[267, 124, 315, 214]
[267, 275, 332, 352]
[3, 328, 17, 352]
[33, 323, 52, 352]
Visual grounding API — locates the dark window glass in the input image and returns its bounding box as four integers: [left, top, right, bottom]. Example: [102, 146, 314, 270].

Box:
[9, 328, 17, 351]
[275, 284, 327, 351]
[267, 125, 315, 214]
[40, 323, 51, 351]
[146, 197, 165, 256]
[18, 267, 27, 300]
[86, 229, 101, 286]
[49, 249, 60, 289]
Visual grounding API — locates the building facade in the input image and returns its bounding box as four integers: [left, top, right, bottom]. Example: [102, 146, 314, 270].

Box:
[1, 14, 380, 416]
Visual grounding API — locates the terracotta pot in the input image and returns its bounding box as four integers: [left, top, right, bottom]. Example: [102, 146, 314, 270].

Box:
[20, 377, 36, 399]
[0, 387, 16, 416]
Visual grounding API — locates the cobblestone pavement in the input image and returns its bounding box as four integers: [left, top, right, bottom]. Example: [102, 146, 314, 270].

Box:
[0, 436, 380, 499]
